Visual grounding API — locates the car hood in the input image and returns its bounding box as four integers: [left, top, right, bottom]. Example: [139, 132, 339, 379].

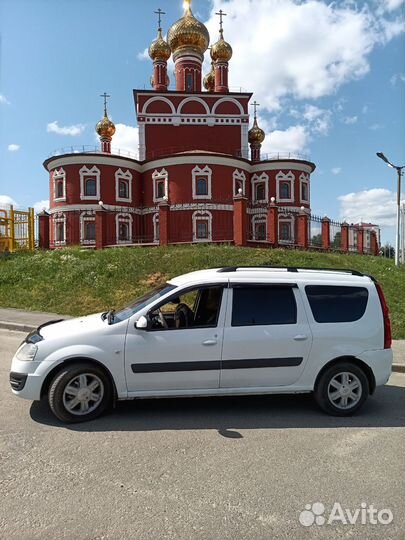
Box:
[38, 313, 105, 340]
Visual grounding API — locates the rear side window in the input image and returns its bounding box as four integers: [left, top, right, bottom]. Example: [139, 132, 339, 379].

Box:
[231, 286, 297, 326]
[305, 285, 369, 323]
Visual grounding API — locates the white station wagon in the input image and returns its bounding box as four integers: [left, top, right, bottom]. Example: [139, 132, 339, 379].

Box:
[10, 266, 393, 423]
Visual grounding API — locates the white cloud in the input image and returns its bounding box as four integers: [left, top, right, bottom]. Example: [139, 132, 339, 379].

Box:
[47, 121, 86, 136]
[262, 125, 310, 156]
[331, 167, 342, 175]
[390, 72, 405, 85]
[0, 195, 18, 208]
[343, 115, 358, 124]
[0, 94, 10, 105]
[203, 0, 404, 111]
[33, 199, 50, 213]
[137, 47, 149, 61]
[338, 188, 402, 226]
[7, 144, 20, 152]
[362, 104, 369, 114]
[112, 123, 139, 156]
[377, 0, 404, 14]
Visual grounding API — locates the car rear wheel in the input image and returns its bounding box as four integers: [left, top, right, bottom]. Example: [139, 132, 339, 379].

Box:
[48, 363, 112, 423]
[314, 362, 369, 416]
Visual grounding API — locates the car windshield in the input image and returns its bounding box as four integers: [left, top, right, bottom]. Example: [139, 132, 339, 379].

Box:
[112, 283, 177, 323]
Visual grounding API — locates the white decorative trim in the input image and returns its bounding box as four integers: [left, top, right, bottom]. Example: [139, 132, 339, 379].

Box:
[116, 213, 133, 244]
[79, 210, 96, 245]
[115, 168, 133, 203]
[192, 210, 212, 242]
[153, 212, 159, 244]
[80, 165, 101, 201]
[170, 203, 233, 211]
[53, 167, 66, 202]
[143, 155, 251, 173]
[177, 97, 210, 115]
[252, 162, 314, 174]
[46, 155, 142, 172]
[251, 172, 269, 203]
[212, 97, 245, 115]
[141, 95, 176, 115]
[233, 169, 246, 196]
[192, 165, 212, 200]
[152, 168, 168, 202]
[241, 124, 249, 159]
[299, 172, 310, 203]
[138, 123, 146, 161]
[276, 171, 295, 203]
[252, 214, 267, 241]
[53, 212, 66, 246]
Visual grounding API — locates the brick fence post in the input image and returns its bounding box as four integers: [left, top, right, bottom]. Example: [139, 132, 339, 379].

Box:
[38, 211, 50, 249]
[370, 231, 378, 255]
[297, 208, 309, 249]
[233, 195, 247, 246]
[357, 228, 364, 254]
[95, 210, 106, 249]
[321, 217, 330, 250]
[159, 201, 170, 246]
[267, 198, 278, 246]
[341, 222, 349, 252]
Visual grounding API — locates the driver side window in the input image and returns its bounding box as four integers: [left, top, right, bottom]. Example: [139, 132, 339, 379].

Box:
[149, 285, 224, 330]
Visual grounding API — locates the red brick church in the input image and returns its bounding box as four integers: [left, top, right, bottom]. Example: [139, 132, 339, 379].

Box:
[41, 0, 319, 249]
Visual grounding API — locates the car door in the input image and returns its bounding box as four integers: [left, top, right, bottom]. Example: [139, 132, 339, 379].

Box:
[220, 283, 312, 388]
[125, 284, 228, 394]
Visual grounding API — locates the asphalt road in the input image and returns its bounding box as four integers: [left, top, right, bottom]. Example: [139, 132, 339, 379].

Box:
[1, 328, 404, 540]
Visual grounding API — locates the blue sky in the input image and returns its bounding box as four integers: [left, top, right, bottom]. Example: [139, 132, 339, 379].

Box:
[1, 0, 404, 244]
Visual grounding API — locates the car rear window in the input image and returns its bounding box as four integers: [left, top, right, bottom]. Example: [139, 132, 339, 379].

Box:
[231, 286, 297, 326]
[305, 285, 369, 323]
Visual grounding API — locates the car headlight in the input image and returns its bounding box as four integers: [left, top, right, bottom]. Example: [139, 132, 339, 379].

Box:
[15, 343, 38, 362]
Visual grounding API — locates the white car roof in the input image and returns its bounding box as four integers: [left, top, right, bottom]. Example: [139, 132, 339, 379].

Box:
[168, 267, 374, 288]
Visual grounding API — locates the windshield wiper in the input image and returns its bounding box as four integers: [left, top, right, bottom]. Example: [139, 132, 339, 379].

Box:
[107, 309, 115, 325]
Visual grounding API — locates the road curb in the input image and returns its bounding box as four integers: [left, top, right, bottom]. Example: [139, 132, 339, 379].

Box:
[0, 321, 36, 333]
[392, 363, 405, 374]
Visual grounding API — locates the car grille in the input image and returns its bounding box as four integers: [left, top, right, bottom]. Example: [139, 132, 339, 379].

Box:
[10, 372, 28, 391]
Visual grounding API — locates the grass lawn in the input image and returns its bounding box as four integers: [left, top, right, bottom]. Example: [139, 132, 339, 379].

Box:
[0, 244, 404, 338]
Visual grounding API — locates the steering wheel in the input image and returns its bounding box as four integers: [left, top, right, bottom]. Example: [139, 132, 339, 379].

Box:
[157, 309, 168, 329]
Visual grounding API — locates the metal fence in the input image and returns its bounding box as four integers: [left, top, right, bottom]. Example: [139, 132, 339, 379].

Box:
[0, 206, 35, 253]
[308, 214, 323, 249]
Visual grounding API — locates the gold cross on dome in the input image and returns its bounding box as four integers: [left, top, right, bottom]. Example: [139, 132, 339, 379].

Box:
[100, 92, 111, 116]
[251, 100, 260, 119]
[154, 8, 166, 29]
[215, 9, 227, 32]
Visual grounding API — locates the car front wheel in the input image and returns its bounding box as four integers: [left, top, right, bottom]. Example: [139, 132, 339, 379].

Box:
[314, 362, 369, 416]
[48, 363, 112, 423]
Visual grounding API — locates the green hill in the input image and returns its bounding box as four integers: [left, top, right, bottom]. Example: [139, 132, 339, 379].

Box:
[0, 245, 404, 338]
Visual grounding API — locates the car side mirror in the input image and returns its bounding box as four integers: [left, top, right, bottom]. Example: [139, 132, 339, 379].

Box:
[135, 315, 149, 330]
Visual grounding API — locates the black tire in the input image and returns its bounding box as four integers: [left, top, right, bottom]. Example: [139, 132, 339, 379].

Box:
[48, 363, 112, 423]
[314, 361, 369, 416]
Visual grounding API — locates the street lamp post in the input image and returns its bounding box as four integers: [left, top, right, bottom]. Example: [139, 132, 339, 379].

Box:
[376, 152, 404, 266]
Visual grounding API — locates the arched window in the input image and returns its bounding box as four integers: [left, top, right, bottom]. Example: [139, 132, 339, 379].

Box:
[53, 212, 66, 246]
[280, 182, 290, 199]
[192, 166, 212, 200]
[152, 168, 168, 202]
[85, 178, 97, 197]
[251, 173, 269, 203]
[256, 183, 266, 201]
[85, 221, 96, 241]
[53, 168, 66, 201]
[233, 169, 246, 196]
[279, 215, 294, 243]
[80, 166, 100, 201]
[55, 180, 64, 199]
[192, 210, 212, 242]
[276, 171, 295, 202]
[80, 212, 96, 245]
[116, 214, 133, 244]
[196, 177, 208, 196]
[252, 215, 267, 241]
[119, 180, 129, 199]
[116, 169, 133, 202]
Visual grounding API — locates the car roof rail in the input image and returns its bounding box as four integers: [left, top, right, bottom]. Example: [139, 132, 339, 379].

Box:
[216, 266, 366, 277]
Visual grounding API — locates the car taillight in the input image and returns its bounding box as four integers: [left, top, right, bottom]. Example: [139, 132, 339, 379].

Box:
[375, 282, 392, 349]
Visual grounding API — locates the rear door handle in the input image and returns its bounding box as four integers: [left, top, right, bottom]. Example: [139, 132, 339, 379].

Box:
[293, 335, 308, 341]
[202, 339, 217, 346]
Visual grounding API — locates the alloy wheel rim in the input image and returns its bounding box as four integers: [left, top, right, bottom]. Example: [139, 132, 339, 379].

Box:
[327, 371, 362, 410]
[62, 373, 104, 416]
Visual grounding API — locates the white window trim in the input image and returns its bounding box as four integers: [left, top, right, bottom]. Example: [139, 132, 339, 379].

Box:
[80, 165, 101, 201]
[233, 169, 246, 196]
[276, 171, 295, 203]
[116, 213, 133, 244]
[192, 210, 212, 242]
[299, 172, 310, 203]
[192, 165, 212, 200]
[278, 214, 295, 243]
[152, 168, 168, 203]
[153, 213, 160, 244]
[115, 168, 133, 203]
[53, 212, 66, 246]
[53, 167, 66, 202]
[251, 214, 267, 242]
[80, 211, 96, 245]
[251, 172, 269, 203]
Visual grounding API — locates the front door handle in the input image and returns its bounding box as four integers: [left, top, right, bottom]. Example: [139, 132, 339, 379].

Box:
[202, 339, 217, 346]
[293, 334, 308, 341]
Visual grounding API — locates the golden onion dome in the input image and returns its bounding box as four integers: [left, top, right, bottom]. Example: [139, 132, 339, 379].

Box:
[203, 62, 215, 92]
[248, 118, 265, 144]
[211, 31, 232, 63]
[167, 1, 210, 58]
[149, 28, 171, 62]
[96, 114, 116, 139]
